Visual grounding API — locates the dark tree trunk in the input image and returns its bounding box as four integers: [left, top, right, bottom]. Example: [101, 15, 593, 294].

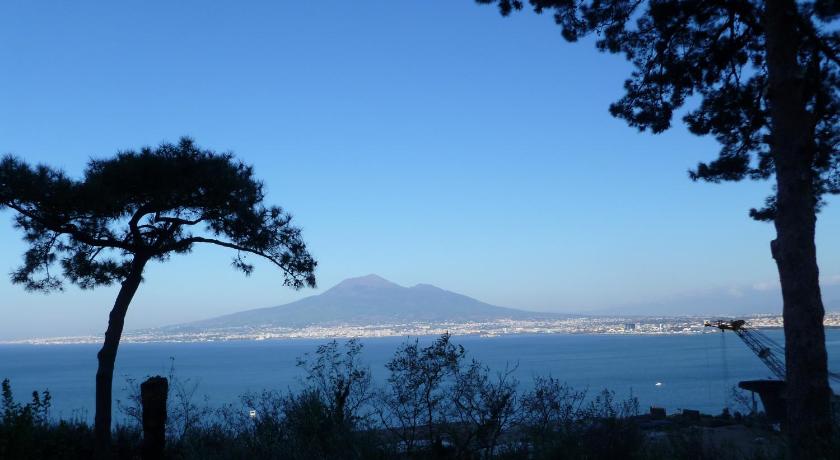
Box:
[94, 256, 148, 458]
[765, 0, 832, 456]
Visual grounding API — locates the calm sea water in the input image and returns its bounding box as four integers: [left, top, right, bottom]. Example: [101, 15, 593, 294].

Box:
[2, 331, 840, 421]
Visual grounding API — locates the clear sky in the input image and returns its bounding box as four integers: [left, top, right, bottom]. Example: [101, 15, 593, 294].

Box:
[1, 0, 838, 340]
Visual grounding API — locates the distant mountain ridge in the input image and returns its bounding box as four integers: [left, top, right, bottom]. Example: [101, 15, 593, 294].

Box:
[586, 282, 840, 316]
[171, 274, 561, 330]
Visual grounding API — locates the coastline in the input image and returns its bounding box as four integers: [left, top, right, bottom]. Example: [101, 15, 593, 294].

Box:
[4, 313, 840, 345]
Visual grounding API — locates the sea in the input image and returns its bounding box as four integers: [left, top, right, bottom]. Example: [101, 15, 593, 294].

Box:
[2, 330, 840, 422]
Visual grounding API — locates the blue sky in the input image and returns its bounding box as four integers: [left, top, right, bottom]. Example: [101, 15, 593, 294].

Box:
[1, 0, 838, 339]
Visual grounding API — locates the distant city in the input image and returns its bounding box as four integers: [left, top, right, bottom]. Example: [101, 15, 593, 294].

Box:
[8, 312, 840, 345]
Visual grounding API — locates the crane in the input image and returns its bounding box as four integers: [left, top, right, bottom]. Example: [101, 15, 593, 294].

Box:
[704, 319, 840, 422]
[704, 320, 785, 380]
[704, 319, 840, 383]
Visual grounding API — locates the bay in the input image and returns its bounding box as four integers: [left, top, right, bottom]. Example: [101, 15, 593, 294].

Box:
[2, 330, 839, 422]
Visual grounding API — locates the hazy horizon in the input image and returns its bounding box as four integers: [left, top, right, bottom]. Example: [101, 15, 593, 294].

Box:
[2, 273, 840, 341]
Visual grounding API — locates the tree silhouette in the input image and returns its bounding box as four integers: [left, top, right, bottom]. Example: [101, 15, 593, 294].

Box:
[476, 0, 838, 453]
[0, 138, 317, 456]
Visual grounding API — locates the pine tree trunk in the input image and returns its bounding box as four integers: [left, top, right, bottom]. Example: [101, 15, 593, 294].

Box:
[764, 0, 832, 456]
[94, 256, 148, 458]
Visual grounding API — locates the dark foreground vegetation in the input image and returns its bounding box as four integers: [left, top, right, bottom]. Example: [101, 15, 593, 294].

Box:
[0, 334, 819, 459]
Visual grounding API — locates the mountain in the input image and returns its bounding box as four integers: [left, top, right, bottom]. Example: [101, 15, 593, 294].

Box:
[173, 275, 559, 330]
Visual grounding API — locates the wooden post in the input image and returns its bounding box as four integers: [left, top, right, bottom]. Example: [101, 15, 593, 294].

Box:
[140, 376, 168, 460]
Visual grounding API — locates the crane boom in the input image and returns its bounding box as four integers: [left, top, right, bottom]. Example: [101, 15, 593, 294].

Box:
[705, 319, 840, 384]
[705, 320, 786, 380]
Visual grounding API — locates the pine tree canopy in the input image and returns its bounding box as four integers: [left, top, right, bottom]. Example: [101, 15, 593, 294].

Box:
[477, 0, 840, 220]
[0, 137, 317, 292]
